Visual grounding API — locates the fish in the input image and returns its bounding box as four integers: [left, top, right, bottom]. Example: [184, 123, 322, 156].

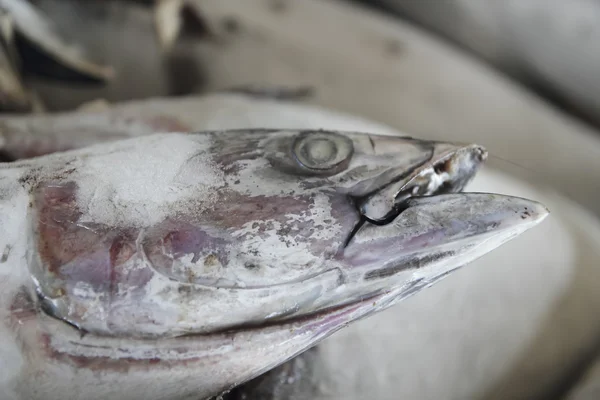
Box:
[0, 0, 114, 83]
[0, 0, 114, 112]
[0, 127, 548, 399]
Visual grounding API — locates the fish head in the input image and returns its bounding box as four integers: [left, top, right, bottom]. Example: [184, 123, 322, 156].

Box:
[24, 129, 548, 337]
[6, 129, 548, 399]
[194, 129, 546, 315]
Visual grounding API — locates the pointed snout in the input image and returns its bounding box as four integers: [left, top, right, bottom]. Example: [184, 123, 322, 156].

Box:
[343, 193, 549, 281]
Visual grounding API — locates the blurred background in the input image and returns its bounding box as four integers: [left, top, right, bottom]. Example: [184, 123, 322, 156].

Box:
[3, 1, 600, 399]
[13, 0, 600, 128]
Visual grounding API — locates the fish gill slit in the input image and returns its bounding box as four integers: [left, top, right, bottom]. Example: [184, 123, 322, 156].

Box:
[343, 217, 365, 248]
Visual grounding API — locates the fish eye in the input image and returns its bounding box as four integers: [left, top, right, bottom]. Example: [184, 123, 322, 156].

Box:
[292, 131, 354, 174]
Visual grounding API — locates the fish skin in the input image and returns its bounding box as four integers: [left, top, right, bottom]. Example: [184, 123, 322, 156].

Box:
[0, 126, 548, 400]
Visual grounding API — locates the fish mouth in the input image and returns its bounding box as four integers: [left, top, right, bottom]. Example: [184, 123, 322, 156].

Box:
[344, 141, 488, 252]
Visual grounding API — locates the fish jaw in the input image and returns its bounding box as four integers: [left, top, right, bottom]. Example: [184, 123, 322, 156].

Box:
[324, 193, 549, 310]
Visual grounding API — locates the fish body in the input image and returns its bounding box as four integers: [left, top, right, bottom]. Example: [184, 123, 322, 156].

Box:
[0, 127, 547, 399]
[370, 0, 600, 127]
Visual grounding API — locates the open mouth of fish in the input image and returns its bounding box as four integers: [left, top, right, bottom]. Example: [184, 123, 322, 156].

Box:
[17, 129, 548, 341]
